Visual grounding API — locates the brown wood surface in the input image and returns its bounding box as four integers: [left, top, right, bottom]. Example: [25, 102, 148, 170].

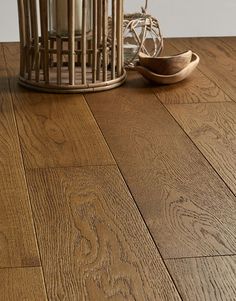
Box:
[1, 38, 236, 300]
[2, 43, 114, 169]
[154, 40, 232, 104]
[26, 166, 181, 301]
[87, 71, 184, 138]
[0, 267, 47, 301]
[86, 72, 236, 259]
[168, 38, 236, 101]
[166, 102, 236, 194]
[166, 256, 236, 301]
[0, 44, 40, 267]
[220, 37, 236, 50]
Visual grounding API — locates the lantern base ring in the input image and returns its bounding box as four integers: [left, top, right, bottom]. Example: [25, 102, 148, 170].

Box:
[18, 71, 127, 94]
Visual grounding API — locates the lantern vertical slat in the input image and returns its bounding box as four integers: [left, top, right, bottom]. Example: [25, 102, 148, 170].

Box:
[39, 0, 49, 83]
[121, 0, 124, 68]
[77, 40, 81, 66]
[56, 37, 62, 85]
[96, 0, 102, 80]
[92, 0, 98, 83]
[116, 0, 122, 76]
[30, 0, 40, 82]
[55, 1, 62, 85]
[49, 39, 54, 67]
[81, 0, 87, 85]
[23, 0, 32, 80]
[17, 0, 126, 93]
[87, 39, 92, 67]
[102, 0, 108, 82]
[29, 0, 35, 66]
[111, 0, 117, 79]
[44, 1, 49, 83]
[68, 0, 75, 85]
[17, 0, 26, 77]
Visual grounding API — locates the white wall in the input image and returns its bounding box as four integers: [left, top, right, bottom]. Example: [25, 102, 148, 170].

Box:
[0, 0, 236, 42]
[0, 1, 19, 42]
[126, 0, 236, 38]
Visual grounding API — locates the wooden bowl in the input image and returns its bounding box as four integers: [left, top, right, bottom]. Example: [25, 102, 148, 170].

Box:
[135, 53, 200, 85]
[139, 50, 192, 75]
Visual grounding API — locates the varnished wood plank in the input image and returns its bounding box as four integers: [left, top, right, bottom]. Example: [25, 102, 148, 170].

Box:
[154, 40, 231, 104]
[86, 71, 184, 138]
[86, 80, 236, 259]
[166, 256, 236, 301]
[26, 166, 181, 301]
[220, 37, 236, 50]
[168, 38, 236, 101]
[0, 44, 40, 267]
[0, 267, 47, 301]
[166, 102, 236, 194]
[3, 43, 114, 169]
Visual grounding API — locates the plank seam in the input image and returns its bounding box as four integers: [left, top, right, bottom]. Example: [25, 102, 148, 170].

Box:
[0, 266, 42, 270]
[25, 163, 117, 171]
[159, 100, 233, 106]
[165, 253, 236, 261]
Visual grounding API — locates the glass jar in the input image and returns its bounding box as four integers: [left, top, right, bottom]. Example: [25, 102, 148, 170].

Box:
[48, 0, 92, 36]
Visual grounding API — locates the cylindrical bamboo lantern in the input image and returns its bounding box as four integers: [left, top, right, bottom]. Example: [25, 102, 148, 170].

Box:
[17, 0, 126, 93]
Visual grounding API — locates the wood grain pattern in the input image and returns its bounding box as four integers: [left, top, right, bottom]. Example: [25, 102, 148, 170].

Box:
[166, 102, 236, 194]
[3, 43, 114, 169]
[86, 79, 236, 259]
[220, 37, 236, 50]
[26, 166, 181, 301]
[153, 40, 232, 104]
[0, 44, 40, 267]
[0, 267, 47, 301]
[168, 38, 236, 101]
[166, 256, 236, 301]
[86, 70, 184, 139]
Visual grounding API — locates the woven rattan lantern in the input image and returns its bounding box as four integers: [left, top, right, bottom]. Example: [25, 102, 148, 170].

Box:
[17, 0, 126, 93]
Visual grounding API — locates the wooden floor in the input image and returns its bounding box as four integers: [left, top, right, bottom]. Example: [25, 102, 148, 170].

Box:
[0, 37, 235, 301]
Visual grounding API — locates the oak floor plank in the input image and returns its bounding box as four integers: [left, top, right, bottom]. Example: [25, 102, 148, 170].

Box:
[220, 37, 236, 50]
[168, 38, 236, 101]
[3, 43, 114, 169]
[165, 256, 236, 301]
[166, 102, 236, 194]
[0, 44, 40, 267]
[0, 267, 47, 301]
[26, 166, 181, 301]
[86, 80, 236, 259]
[153, 40, 231, 104]
[86, 70, 184, 138]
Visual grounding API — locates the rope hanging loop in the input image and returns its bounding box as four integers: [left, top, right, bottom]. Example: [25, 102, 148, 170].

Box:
[141, 0, 148, 14]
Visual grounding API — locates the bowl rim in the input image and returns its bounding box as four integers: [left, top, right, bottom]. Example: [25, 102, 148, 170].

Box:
[136, 52, 200, 78]
[139, 50, 193, 61]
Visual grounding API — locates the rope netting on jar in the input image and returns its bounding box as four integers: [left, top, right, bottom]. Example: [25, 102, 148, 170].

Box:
[123, 0, 163, 67]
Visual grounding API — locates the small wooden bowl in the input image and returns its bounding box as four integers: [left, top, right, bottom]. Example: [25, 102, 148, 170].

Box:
[135, 53, 200, 85]
[139, 50, 192, 75]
